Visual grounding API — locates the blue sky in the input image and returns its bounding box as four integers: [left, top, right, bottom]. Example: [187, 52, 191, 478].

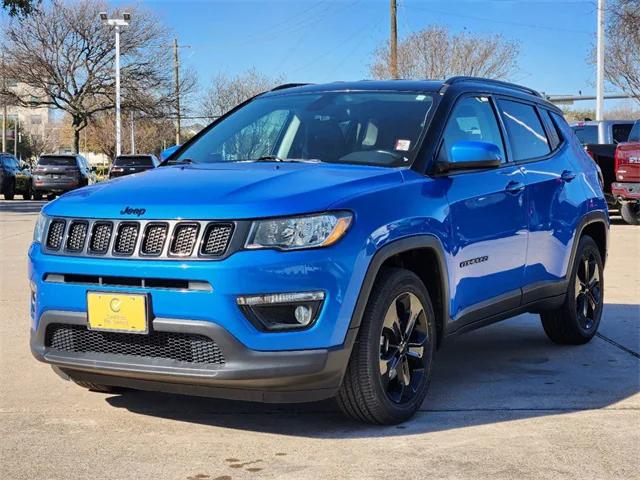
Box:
[132, 0, 604, 99]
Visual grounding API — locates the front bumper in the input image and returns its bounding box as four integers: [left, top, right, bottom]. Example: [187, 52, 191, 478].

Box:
[31, 310, 356, 402]
[611, 182, 640, 201]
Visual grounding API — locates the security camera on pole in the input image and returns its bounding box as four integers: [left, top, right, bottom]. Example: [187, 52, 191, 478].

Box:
[99, 11, 131, 158]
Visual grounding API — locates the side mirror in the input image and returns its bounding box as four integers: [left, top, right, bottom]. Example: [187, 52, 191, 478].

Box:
[446, 141, 502, 171]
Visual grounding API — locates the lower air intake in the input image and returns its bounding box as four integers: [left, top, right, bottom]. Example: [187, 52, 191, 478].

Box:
[45, 324, 226, 366]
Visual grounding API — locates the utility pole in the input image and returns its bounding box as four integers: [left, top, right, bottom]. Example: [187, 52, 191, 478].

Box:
[596, 0, 605, 121]
[2, 52, 7, 153]
[390, 0, 398, 79]
[130, 111, 135, 154]
[172, 39, 190, 145]
[13, 115, 17, 157]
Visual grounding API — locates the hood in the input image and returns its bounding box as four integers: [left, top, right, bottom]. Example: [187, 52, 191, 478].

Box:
[44, 162, 404, 219]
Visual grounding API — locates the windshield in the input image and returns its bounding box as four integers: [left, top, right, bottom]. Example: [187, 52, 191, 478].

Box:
[114, 156, 154, 167]
[174, 91, 434, 167]
[571, 125, 598, 145]
[38, 155, 77, 166]
[629, 121, 640, 143]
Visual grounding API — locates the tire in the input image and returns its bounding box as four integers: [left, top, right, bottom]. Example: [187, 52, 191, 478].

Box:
[336, 267, 436, 424]
[620, 203, 640, 226]
[46, 193, 56, 201]
[71, 379, 116, 393]
[22, 185, 32, 200]
[540, 235, 604, 345]
[4, 179, 15, 200]
[33, 191, 43, 201]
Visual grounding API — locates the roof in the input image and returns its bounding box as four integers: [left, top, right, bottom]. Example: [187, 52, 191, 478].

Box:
[262, 80, 445, 96]
[262, 77, 554, 108]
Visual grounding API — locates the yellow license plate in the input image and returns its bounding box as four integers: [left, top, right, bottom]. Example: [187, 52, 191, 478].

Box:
[87, 292, 148, 334]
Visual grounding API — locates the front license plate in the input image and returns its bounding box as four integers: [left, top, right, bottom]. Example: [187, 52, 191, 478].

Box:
[87, 292, 148, 334]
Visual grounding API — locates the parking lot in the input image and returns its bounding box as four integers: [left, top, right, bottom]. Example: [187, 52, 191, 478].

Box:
[0, 200, 638, 480]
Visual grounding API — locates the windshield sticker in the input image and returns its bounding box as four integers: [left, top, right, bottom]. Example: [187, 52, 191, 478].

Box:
[395, 139, 411, 151]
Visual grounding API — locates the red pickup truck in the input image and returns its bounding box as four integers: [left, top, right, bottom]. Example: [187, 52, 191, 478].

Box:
[612, 120, 640, 225]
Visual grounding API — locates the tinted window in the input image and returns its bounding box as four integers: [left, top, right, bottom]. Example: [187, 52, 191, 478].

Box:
[571, 125, 598, 145]
[175, 92, 434, 167]
[114, 156, 155, 167]
[629, 121, 640, 142]
[541, 110, 562, 150]
[499, 100, 550, 160]
[438, 96, 506, 163]
[612, 123, 632, 144]
[38, 155, 77, 166]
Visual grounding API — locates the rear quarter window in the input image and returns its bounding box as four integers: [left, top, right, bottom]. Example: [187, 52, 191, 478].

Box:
[498, 99, 550, 161]
[629, 121, 640, 142]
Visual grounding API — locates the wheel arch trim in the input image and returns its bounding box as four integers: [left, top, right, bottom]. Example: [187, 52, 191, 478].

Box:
[347, 235, 450, 337]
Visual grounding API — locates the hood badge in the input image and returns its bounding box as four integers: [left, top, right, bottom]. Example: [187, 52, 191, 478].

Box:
[120, 206, 146, 217]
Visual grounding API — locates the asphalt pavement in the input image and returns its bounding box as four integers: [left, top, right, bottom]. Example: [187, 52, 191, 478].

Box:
[0, 200, 638, 480]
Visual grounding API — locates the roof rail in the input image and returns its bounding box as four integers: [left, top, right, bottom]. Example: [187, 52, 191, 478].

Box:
[443, 76, 542, 98]
[270, 83, 312, 92]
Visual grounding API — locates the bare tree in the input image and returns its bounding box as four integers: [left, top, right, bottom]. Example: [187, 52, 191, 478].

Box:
[1, 0, 176, 153]
[201, 68, 284, 119]
[2, 0, 40, 16]
[85, 111, 175, 160]
[370, 25, 520, 80]
[604, 0, 640, 103]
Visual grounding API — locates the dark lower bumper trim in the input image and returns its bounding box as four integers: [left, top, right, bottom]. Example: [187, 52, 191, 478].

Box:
[31, 310, 356, 403]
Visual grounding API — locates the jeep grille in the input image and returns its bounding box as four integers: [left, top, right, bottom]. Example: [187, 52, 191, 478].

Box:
[41, 218, 237, 260]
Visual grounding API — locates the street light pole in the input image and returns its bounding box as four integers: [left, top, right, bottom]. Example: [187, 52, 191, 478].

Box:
[596, 0, 605, 121]
[115, 23, 121, 156]
[100, 12, 130, 158]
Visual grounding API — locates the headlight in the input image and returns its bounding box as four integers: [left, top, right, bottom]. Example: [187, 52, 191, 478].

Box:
[33, 213, 47, 243]
[246, 212, 352, 250]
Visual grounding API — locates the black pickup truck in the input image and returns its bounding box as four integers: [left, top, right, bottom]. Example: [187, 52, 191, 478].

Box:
[571, 120, 635, 208]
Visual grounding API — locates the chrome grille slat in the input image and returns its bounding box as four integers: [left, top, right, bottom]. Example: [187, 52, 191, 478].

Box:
[42, 218, 237, 261]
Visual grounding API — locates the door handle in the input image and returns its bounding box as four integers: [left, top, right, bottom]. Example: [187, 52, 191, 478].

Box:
[561, 170, 576, 182]
[505, 181, 525, 195]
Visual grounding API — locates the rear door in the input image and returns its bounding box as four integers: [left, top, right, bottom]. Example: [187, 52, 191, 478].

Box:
[498, 100, 585, 303]
[442, 94, 528, 329]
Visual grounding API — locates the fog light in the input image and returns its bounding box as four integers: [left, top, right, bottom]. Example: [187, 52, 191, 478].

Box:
[294, 305, 313, 326]
[237, 291, 325, 331]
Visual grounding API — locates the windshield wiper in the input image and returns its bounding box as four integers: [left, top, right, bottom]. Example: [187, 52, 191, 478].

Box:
[253, 156, 323, 163]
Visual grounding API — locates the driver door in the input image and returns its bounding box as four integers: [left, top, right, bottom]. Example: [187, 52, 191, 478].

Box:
[441, 95, 528, 329]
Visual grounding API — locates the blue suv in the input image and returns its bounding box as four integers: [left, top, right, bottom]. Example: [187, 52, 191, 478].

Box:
[29, 77, 608, 424]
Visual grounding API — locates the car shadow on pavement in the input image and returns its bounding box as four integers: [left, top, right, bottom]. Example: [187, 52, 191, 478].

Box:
[105, 306, 640, 438]
[0, 200, 46, 214]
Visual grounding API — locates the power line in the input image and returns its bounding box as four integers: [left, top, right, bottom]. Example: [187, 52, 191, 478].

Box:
[404, 4, 593, 36]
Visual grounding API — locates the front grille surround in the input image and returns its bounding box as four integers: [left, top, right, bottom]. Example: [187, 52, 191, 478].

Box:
[45, 323, 226, 366]
[41, 217, 241, 261]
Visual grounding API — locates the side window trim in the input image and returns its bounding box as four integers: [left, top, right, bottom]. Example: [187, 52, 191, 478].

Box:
[538, 107, 565, 153]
